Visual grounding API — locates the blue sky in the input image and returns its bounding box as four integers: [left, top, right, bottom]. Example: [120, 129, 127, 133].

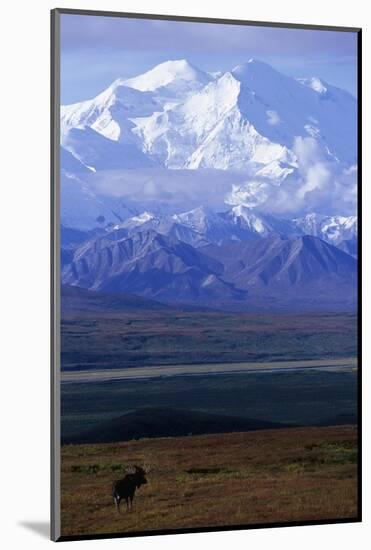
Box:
[60, 14, 358, 104]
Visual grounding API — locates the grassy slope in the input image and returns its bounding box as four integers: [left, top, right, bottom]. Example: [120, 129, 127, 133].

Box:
[61, 425, 358, 537]
[61, 311, 357, 370]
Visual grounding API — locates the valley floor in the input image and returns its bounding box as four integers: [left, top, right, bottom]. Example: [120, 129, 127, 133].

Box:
[60, 425, 358, 538]
[61, 357, 357, 383]
[61, 310, 358, 371]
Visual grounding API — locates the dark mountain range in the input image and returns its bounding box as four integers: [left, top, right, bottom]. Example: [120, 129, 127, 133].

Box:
[62, 229, 246, 304]
[121, 214, 211, 248]
[63, 407, 288, 445]
[60, 225, 106, 268]
[203, 235, 357, 311]
[203, 235, 357, 288]
[337, 236, 358, 258]
[61, 224, 356, 311]
[61, 225, 93, 248]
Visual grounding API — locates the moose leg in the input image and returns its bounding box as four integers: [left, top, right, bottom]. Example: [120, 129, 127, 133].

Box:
[130, 494, 134, 510]
[113, 495, 121, 513]
[125, 497, 130, 512]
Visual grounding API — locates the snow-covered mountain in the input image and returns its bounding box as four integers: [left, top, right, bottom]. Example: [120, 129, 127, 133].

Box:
[61, 57, 356, 175]
[59, 57, 357, 312]
[106, 205, 304, 246]
[65, 203, 356, 251]
[231, 60, 356, 165]
[62, 126, 154, 171]
[61, 59, 211, 151]
[171, 205, 302, 242]
[172, 206, 233, 243]
[115, 210, 211, 248]
[124, 59, 212, 95]
[61, 81, 159, 143]
[221, 205, 301, 239]
[130, 68, 298, 171]
[293, 213, 357, 246]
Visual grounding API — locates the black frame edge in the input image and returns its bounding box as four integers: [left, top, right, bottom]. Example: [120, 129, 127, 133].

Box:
[56, 517, 361, 543]
[51, 7, 61, 543]
[53, 7, 361, 33]
[356, 27, 362, 524]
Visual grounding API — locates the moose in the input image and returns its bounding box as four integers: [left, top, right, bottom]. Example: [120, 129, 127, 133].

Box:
[112, 465, 149, 512]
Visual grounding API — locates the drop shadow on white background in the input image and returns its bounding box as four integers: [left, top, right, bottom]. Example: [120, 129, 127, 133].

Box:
[18, 522, 50, 540]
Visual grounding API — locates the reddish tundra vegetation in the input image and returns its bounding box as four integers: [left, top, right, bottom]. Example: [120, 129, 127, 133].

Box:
[61, 425, 358, 537]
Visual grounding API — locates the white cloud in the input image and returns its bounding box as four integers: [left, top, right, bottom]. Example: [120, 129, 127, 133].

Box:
[84, 137, 357, 218]
[226, 137, 357, 216]
[89, 167, 247, 213]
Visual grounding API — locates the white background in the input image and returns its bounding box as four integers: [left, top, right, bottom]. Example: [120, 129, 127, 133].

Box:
[0, 0, 369, 548]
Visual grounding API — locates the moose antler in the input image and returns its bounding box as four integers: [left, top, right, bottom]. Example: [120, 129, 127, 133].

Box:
[125, 464, 152, 474]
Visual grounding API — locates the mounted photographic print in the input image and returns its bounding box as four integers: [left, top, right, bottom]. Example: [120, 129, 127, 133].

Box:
[51, 8, 361, 541]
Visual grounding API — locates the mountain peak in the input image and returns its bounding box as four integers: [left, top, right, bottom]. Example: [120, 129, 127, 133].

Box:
[293, 212, 357, 246]
[298, 77, 328, 94]
[147, 59, 196, 74]
[232, 59, 276, 79]
[308, 77, 327, 94]
[174, 205, 213, 219]
[228, 205, 271, 234]
[247, 58, 266, 66]
[231, 204, 252, 216]
[119, 211, 157, 230]
[124, 59, 210, 92]
[181, 205, 211, 216]
[163, 58, 191, 68]
[131, 211, 156, 223]
[171, 206, 229, 239]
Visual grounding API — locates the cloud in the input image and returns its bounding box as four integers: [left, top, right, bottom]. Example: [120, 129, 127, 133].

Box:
[81, 137, 357, 218]
[89, 167, 248, 213]
[225, 137, 357, 216]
